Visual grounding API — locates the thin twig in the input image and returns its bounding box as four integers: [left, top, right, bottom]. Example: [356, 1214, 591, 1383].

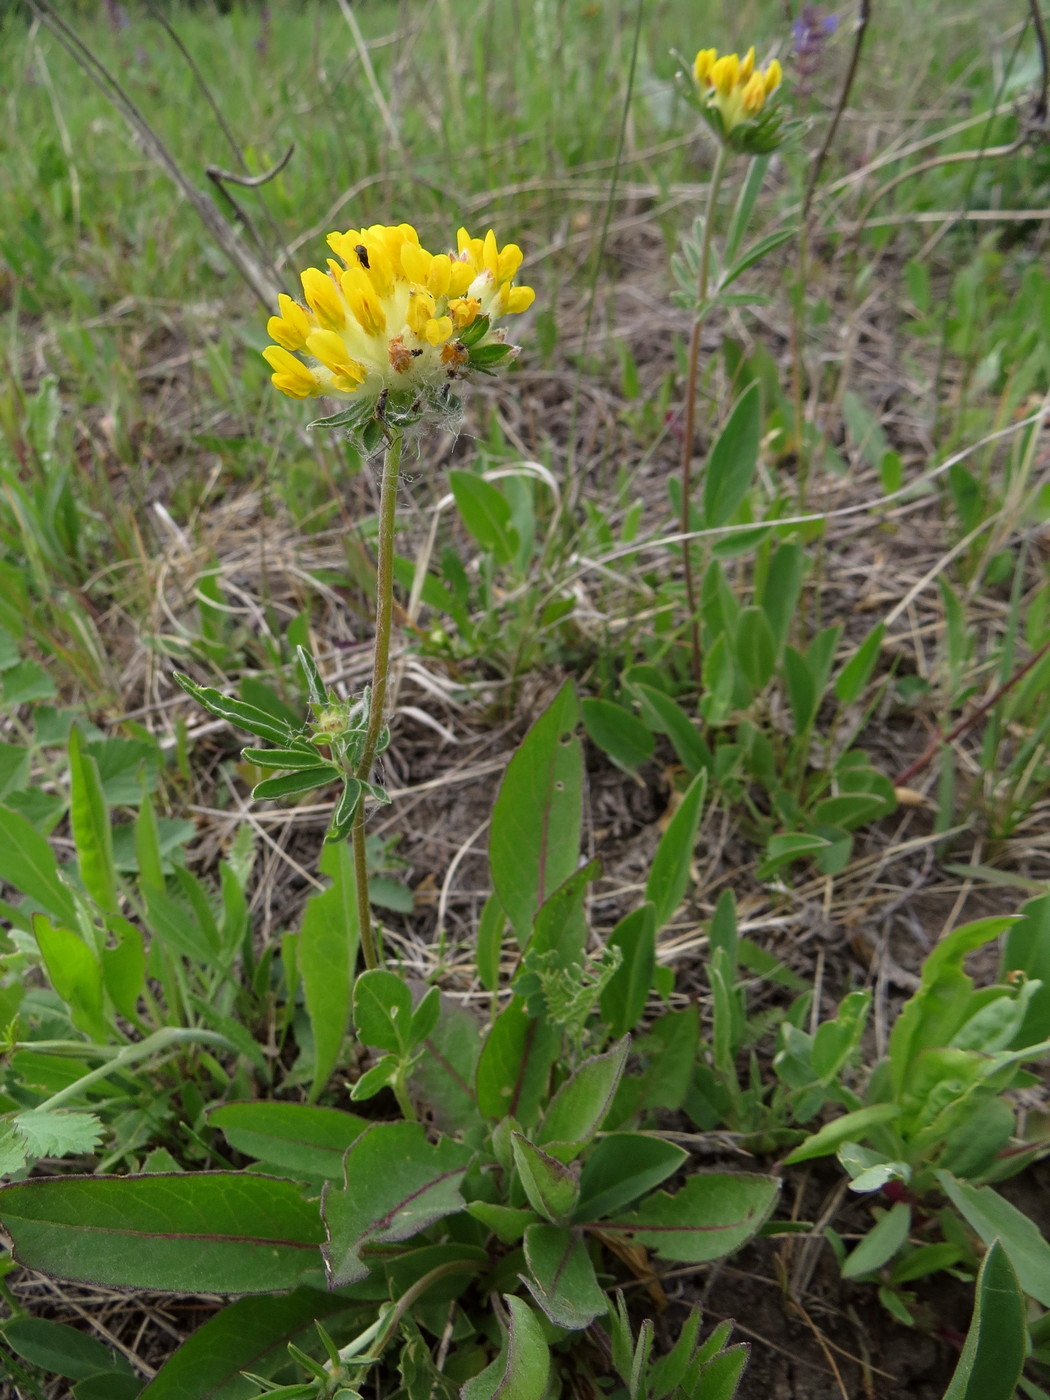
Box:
[803, 0, 872, 220]
[24, 0, 280, 309]
[895, 636, 1050, 787]
[1030, 0, 1049, 121]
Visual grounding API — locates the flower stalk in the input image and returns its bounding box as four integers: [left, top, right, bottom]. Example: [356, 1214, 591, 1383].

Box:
[679, 139, 728, 684]
[351, 426, 402, 972]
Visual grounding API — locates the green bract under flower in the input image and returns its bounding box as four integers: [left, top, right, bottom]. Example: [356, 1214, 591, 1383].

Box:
[262, 222, 534, 445]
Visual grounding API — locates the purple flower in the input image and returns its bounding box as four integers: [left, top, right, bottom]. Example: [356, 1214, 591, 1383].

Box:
[792, 6, 838, 94]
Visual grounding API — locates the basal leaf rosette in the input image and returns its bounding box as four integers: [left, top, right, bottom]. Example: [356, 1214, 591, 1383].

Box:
[262, 222, 535, 448]
[688, 45, 784, 155]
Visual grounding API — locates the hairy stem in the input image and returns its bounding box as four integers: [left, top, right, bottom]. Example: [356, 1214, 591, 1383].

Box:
[352, 429, 403, 971]
[679, 140, 728, 684]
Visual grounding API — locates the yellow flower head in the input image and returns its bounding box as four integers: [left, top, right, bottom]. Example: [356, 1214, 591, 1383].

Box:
[262, 223, 535, 424]
[692, 45, 783, 143]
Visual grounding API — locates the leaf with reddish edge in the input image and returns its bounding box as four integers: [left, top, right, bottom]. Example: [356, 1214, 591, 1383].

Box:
[489, 680, 581, 946]
[598, 1173, 780, 1263]
[0, 1173, 325, 1293]
[321, 1121, 473, 1287]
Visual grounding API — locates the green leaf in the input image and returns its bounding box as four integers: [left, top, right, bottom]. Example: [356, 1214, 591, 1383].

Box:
[252, 766, 339, 801]
[353, 968, 413, 1053]
[783, 646, 816, 735]
[757, 832, 831, 880]
[632, 684, 710, 777]
[476, 892, 506, 993]
[720, 227, 795, 290]
[734, 606, 777, 691]
[841, 1202, 911, 1278]
[937, 1173, 1050, 1307]
[889, 917, 1017, 1098]
[603, 1173, 780, 1263]
[1003, 893, 1050, 1048]
[530, 858, 598, 967]
[448, 470, 519, 566]
[321, 1121, 473, 1286]
[539, 1036, 629, 1157]
[172, 673, 293, 745]
[600, 904, 656, 1038]
[489, 680, 582, 945]
[783, 1104, 902, 1165]
[760, 542, 806, 654]
[942, 1239, 1026, 1400]
[4, 1317, 128, 1382]
[241, 747, 330, 770]
[208, 1103, 369, 1181]
[32, 914, 108, 1042]
[645, 771, 707, 931]
[834, 623, 885, 705]
[575, 1134, 687, 1223]
[467, 1201, 538, 1246]
[299, 841, 359, 1101]
[522, 1224, 607, 1329]
[0, 803, 79, 928]
[409, 1000, 484, 1136]
[702, 382, 762, 528]
[582, 698, 654, 771]
[0, 1174, 324, 1293]
[511, 1134, 580, 1224]
[461, 1296, 550, 1400]
[475, 997, 560, 1128]
[138, 1288, 363, 1400]
[13, 1110, 103, 1160]
[0, 741, 29, 799]
[98, 916, 145, 1024]
[810, 794, 889, 829]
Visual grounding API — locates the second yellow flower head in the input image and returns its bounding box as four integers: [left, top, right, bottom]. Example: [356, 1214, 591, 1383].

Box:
[693, 46, 782, 139]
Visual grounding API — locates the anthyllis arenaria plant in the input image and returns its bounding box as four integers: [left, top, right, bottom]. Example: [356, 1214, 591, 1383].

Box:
[263, 221, 535, 450]
[691, 46, 783, 153]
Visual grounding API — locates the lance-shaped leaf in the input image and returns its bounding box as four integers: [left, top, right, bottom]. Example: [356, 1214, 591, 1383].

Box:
[522, 1224, 607, 1329]
[489, 679, 581, 945]
[241, 746, 331, 769]
[937, 1172, 1050, 1307]
[32, 914, 108, 1042]
[538, 1036, 629, 1159]
[208, 1102, 370, 1181]
[600, 1173, 780, 1263]
[461, 1296, 550, 1400]
[942, 1239, 1026, 1400]
[0, 803, 80, 929]
[511, 1134, 580, 1225]
[321, 1121, 473, 1287]
[172, 673, 294, 745]
[68, 725, 117, 913]
[575, 1134, 687, 1223]
[0, 1173, 325, 1293]
[138, 1287, 365, 1400]
[251, 766, 340, 801]
[475, 995, 560, 1128]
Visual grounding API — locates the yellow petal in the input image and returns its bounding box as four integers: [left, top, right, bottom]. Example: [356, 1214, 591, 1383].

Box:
[449, 295, 481, 329]
[694, 48, 717, 84]
[505, 285, 535, 315]
[712, 53, 739, 97]
[262, 345, 318, 399]
[401, 241, 432, 284]
[300, 267, 345, 331]
[305, 328, 356, 373]
[483, 229, 499, 280]
[427, 252, 452, 297]
[425, 315, 454, 345]
[739, 46, 755, 82]
[764, 58, 782, 95]
[340, 266, 387, 338]
[447, 261, 475, 297]
[742, 72, 766, 114]
[496, 243, 523, 283]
